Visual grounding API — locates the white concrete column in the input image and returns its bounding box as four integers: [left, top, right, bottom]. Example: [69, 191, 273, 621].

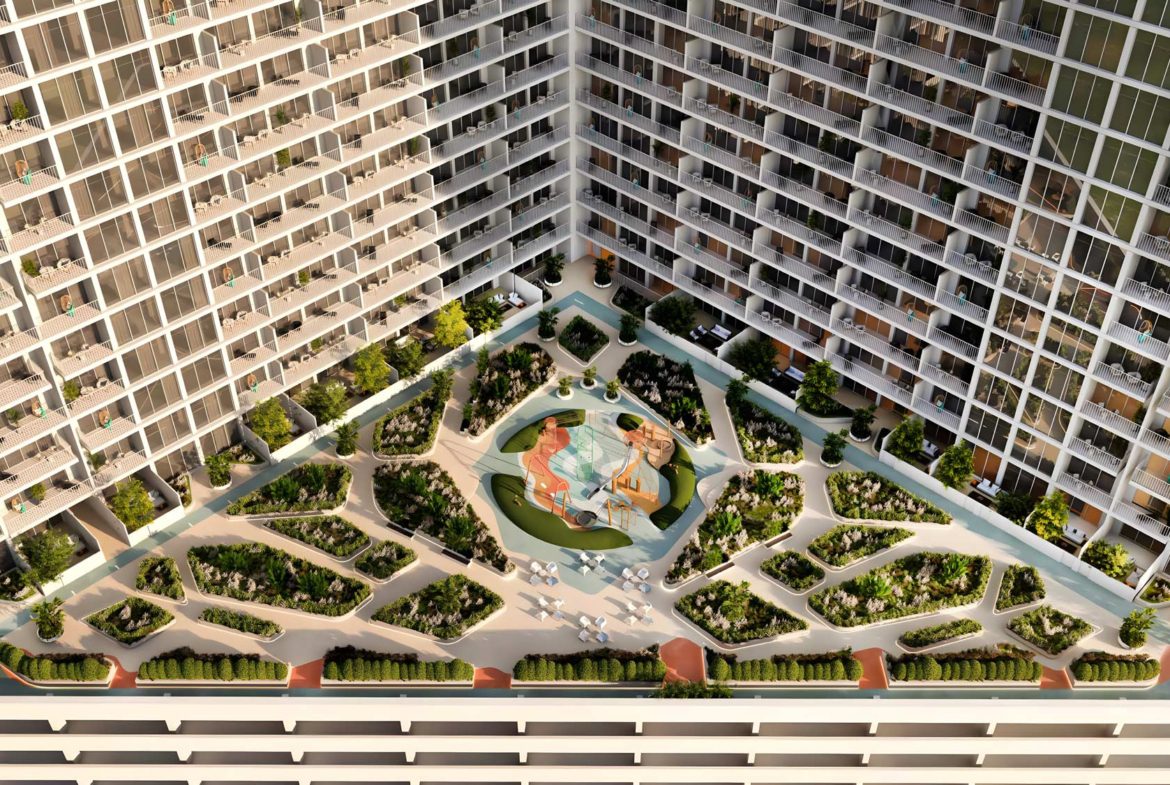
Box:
[282, 719, 296, 732]
[401, 719, 412, 732]
[47, 719, 65, 731]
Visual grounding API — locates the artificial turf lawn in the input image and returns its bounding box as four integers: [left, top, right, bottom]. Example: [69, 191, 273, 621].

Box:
[489, 474, 633, 549]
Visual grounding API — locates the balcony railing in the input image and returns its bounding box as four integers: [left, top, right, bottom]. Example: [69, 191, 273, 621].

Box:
[1054, 472, 1114, 513]
[973, 119, 1033, 154]
[1137, 233, 1170, 264]
[578, 90, 681, 143]
[882, 0, 996, 35]
[1080, 401, 1140, 439]
[1068, 437, 1123, 470]
[1091, 360, 1152, 399]
[688, 17, 773, 59]
[928, 326, 979, 359]
[578, 14, 684, 67]
[1107, 322, 1170, 362]
[829, 353, 914, 407]
[746, 309, 825, 359]
[875, 34, 985, 87]
[995, 18, 1061, 56]
[843, 247, 935, 300]
[775, 1, 876, 47]
[579, 54, 682, 107]
[1133, 470, 1170, 503]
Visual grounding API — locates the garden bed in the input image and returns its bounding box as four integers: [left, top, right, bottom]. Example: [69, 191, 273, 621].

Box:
[354, 539, 418, 582]
[197, 607, 283, 641]
[85, 596, 174, 647]
[707, 648, 862, 683]
[513, 647, 666, 682]
[675, 579, 807, 645]
[226, 463, 352, 516]
[490, 474, 632, 549]
[187, 542, 370, 617]
[1140, 575, 1170, 605]
[994, 564, 1046, 612]
[727, 393, 803, 464]
[667, 470, 804, 584]
[898, 619, 983, 652]
[135, 556, 185, 602]
[0, 642, 111, 684]
[1071, 652, 1160, 684]
[809, 551, 991, 628]
[612, 285, 652, 317]
[807, 525, 913, 569]
[323, 646, 474, 683]
[373, 461, 512, 572]
[761, 551, 825, 593]
[1007, 605, 1094, 655]
[888, 644, 1042, 683]
[617, 351, 713, 445]
[466, 343, 554, 436]
[648, 440, 695, 530]
[372, 574, 503, 641]
[0, 568, 31, 602]
[826, 471, 951, 524]
[264, 515, 369, 560]
[373, 371, 453, 457]
[137, 648, 288, 684]
[558, 315, 609, 363]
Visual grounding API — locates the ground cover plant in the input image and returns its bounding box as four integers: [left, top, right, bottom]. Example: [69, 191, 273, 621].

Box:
[675, 579, 807, 644]
[501, 410, 584, 452]
[372, 574, 503, 640]
[187, 542, 370, 616]
[760, 550, 825, 592]
[373, 371, 453, 456]
[826, 471, 951, 523]
[264, 515, 369, 559]
[373, 461, 511, 572]
[726, 379, 802, 463]
[197, 607, 282, 640]
[0, 642, 109, 682]
[466, 343, 554, 436]
[226, 463, 351, 515]
[617, 351, 713, 444]
[1141, 575, 1170, 604]
[649, 440, 695, 530]
[898, 619, 983, 650]
[809, 551, 990, 627]
[807, 525, 913, 568]
[86, 596, 174, 645]
[490, 473, 632, 549]
[135, 556, 184, 601]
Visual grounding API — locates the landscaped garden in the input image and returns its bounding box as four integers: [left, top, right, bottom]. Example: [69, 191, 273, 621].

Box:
[1072, 651, 1160, 682]
[373, 370, 453, 457]
[676, 579, 807, 644]
[826, 471, 951, 523]
[373, 461, 512, 572]
[187, 542, 370, 616]
[86, 596, 174, 645]
[995, 564, 1046, 612]
[809, 552, 991, 628]
[898, 619, 983, 651]
[225, 463, 352, 515]
[761, 550, 825, 592]
[513, 647, 666, 682]
[667, 470, 804, 584]
[1141, 575, 1170, 604]
[708, 648, 862, 682]
[264, 516, 370, 559]
[372, 574, 503, 640]
[323, 646, 474, 682]
[1008, 605, 1093, 655]
[135, 556, 185, 601]
[198, 607, 282, 640]
[0, 642, 110, 682]
[807, 524, 913, 568]
[137, 648, 288, 682]
[466, 343, 555, 436]
[888, 644, 1042, 682]
[726, 379, 803, 463]
[612, 284, 651, 317]
[617, 351, 713, 445]
[354, 539, 417, 581]
[558, 315, 609, 363]
[490, 473, 633, 549]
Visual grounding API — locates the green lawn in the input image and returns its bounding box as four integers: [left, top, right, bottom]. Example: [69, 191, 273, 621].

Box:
[500, 410, 584, 453]
[616, 413, 643, 431]
[649, 440, 695, 530]
[489, 474, 633, 549]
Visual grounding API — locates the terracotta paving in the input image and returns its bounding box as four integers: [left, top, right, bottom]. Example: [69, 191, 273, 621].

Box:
[474, 666, 512, 689]
[1158, 646, 1170, 684]
[660, 636, 705, 683]
[855, 648, 888, 690]
[1040, 664, 1072, 690]
[108, 656, 136, 689]
[288, 658, 323, 689]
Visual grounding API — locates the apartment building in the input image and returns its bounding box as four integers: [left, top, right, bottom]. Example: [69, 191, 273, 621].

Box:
[0, 0, 570, 569]
[575, 0, 1170, 587]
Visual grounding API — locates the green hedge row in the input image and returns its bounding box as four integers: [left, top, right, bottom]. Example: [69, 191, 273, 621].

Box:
[323, 647, 473, 682]
[137, 649, 287, 682]
[889, 648, 1041, 682]
[1072, 653, 1160, 682]
[708, 649, 862, 682]
[0, 642, 109, 682]
[513, 648, 666, 682]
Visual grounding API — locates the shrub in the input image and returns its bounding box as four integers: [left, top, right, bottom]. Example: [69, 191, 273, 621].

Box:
[727, 337, 777, 381]
[334, 420, 358, 456]
[807, 524, 913, 568]
[354, 539, 417, 580]
[558, 315, 609, 362]
[1120, 608, 1156, 649]
[648, 296, 695, 335]
[995, 564, 1045, 611]
[898, 619, 982, 650]
[373, 370, 452, 456]
[108, 478, 155, 532]
[1082, 540, 1134, 581]
[205, 452, 232, 486]
[619, 313, 640, 343]
[676, 580, 807, 643]
[249, 397, 292, 450]
[86, 596, 174, 645]
[323, 646, 474, 682]
[513, 647, 665, 682]
[198, 607, 282, 639]
[0, 642, 108, 682]
[761, 551, 824, 591]
[434, 301, 470, 348]
[796, 360, 839, 416]
[884, 417, 924, 462]
[1008, 605, 1093, 655]
[298, 380, 348, 425]
[933, 442, 973, 489]
[30, 598, 64, 640]
[372, 574, 503, 640]
[821, 429, 847, 465]
[1072, 651, 1159, 682]
[651, 681, 732, 698]
[708, 649, 861, 682]
[995, 490, 1036, 525]
[593, 255, 613, 285]
[537, 307, 559, 339]
[1027, 491, 1068, 541]
[725, 379, 803, 463]
[135, 556, 185, 601]
[889, 645, 1041, 682]
[826, 471, 950, 523]
[850, 405, 876, 439]
[617, 351, 712, 444]
[138, 648, 287, 682]
[352, 342, 391, 394]
[226, 463, 351, 515]
[265, 515, 369, 558]
[466, 343, 554, 436]
[18, 527, 75, 587]
[466, 298, 503, 335]
[384, 339, 425, 380]
[27, 483, 46, 503]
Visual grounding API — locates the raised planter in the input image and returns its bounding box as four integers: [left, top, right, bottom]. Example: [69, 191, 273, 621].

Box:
[618, 337, 638, 346]
[670, 606, 809, 651]
[194, 615, 284, 644]
[370, 604, 507, 645]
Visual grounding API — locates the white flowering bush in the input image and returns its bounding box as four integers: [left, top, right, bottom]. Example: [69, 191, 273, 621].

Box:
[726, 383, 803, 463]
[374, 371, 453, 457]
[675, 579, 807, 643]
[467, 343, 554, 436]
[826, 471, 951, 524]
[86, 596, 174, 645]
[617, 351, 713, 444]
[1008, 605, 1092, 654]
[265, 516, 369, 559]
[807, 525, 914, 568]
[809, 551, 990, 627]
[372, 574, 502, 640]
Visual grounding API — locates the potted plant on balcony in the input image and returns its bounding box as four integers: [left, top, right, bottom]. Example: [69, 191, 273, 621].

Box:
[537, 307, 559, 341]
[806, 212, 821, 239]
[593, 255, 613, 288]
[619, 313, 640, 346]
[604, 379, 621, 403]
[275, 148, 291, 170]
[557, 376, 573, 400]
[5, 408, 22, 427]
[915, 128, 932, 154]
[899, 214, 912, 239]
[10, 100, 28, 123]
[27, 483, 45, 504]
[20, 258, 39, 278]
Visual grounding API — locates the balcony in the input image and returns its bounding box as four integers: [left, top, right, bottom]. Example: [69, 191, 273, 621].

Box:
[688, 17, 773, 60]
[681, 135, 760, 180]
[675, 238, 749, 285]
[1112, 499, 1170, 542]
[946, 250, 999, 285]
[1080, 401, 1140, 439]
[829, 352, 914, 407]
[955, 208, 1011, 245]
[1137, 233, 1170, 265]
[746, 309, 825, 359]
[0, 373, 48, 411]
[1106, 322, 1170, 362]
[754, 243, 835, 291]
[843, 248, 935, 300]
[995, 18, 1061, 56]
[973, 119, 1033, 154]
[3, 480, 94, 534]
[868, 82, 974, 133]
[767, 89, 861, 138]
[984, 71, 1047, 108]
[858, 169, 951, 218]
[578, 14, 684, 68]
[1132, 469, 1170, 503]
[849, 208, 947, 263]
[835, 316, 921, 372]
[911, 395, 962, 431]
[1053, 471, 1114, 513]
[579, 222, 675, 283]
[690, 58, 770, 102]
[774, 1, 876, 47]
[864, 128, 963, 179]
[672, 275, 746, 319]
[579, 54, 682, 107]
[1090, 360, 1152, 400]
[875, 34, 985, 87]
[1155, 184, 1170, 208]
[579, 125, 678, 180]
[680, 209, 753, 253]
[1120, 278, 1170, 317]
[883, 0, 996, 35]
[962, 163, 1022, 200]
[773, 48, 867, 94]
[25, 258, 89, 300]
[764, 131, 853, 178]
[928, 326, 980, 359]
[1139, 427, 1170, 459]
[1068, 437, 1123, 471]
[0, 447, 73, 492]
[918, 360, 969, 397]
[578, 90, 680, 144]
[686, 97, 764, 142]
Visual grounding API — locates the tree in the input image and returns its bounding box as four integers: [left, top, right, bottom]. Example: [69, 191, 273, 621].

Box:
[821, 429, 847, 465]
[995, 490, 1036, 525]
[537, 307, 559, 339]
[19, 528, 75, 587]
[1028, 491, 1068, 542]
[334, 421, 358, 456]
[719, 581, 752, 622]
[884, 416, 924, 462]
[1082, 540, 1134, 581]
[205, 453, 232, 487]
[109, 477, 154, 532]
[934, 442, 974, 489]
[796, 360, 839, 416]
[444, 515, 476, 553]
[543, 253, 565, 284]
[384, 339, 425, 380]
[619, 313, 640, 343]
[352, 343, 391, 395]
[648, 296, 695, 335]
[850, 404, 876, 439]
[466, 298, 503, 335]
[593, 255, 613, 285]
[726, 377, 749, 407]
[727, 336, 777, 381]
[434, 301, 469, 349]
[250, 398, 292, 450]
[299, 381, 348, 425]
[30, 598, 64, 640]
[1120, 608, 1156, 648]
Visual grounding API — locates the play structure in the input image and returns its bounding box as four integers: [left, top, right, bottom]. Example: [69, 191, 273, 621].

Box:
[523, 416, 571, 517]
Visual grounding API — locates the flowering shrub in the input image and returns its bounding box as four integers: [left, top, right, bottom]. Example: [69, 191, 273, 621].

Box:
[467, 343, 554, 436]
[809, 551, 990, 627]
[826, 471, 951, 523]
[666, 470, 804, 584]
[727, 383, 803, 463]
[558, 315, 609, 362]
[0, 568, 31, 601]
[187, 542, 370, 617]
[617, 351, 713, 444]
[1008, 605, 1093, 655]
[372, 574, 503, 640]
[135, 556, 185, 601]
[1141, 575, 1170, 604]
[995, 564, 1046, 611]
[373, 461, 512, 573]
[354, 540, 417, 580]
[86, 596, 174, 645]
[265, 516, 369, 559]
[761, 551, 824, 591]
[225, 463, 351, 515]
[676, 580, 807, 643]
[373, 371, 453, 457]
[807, 524, 913, 568]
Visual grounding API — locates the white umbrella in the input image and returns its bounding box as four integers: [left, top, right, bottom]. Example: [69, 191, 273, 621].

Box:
[594, 553, 606, 565]
[529, 560, 542, 573]
[595, 616, 607, 629]
[529, 574, 542, 585]
[597, 631, 610, 643]
[546, 576, 559, 586]
[641, 603, 652, 614]
[580, 552, 592, 563]
[625, 600, 637, 612]
[547, 562, 558, 574]
[537, 596, 549, 608]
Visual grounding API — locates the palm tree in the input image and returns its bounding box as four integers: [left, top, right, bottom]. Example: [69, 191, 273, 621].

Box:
[537, 307, 559, 339]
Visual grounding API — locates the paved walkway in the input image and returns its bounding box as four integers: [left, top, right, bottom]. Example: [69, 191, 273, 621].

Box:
[855, 648, 889, 690]
[289, 658, 323, 689]
[473, 667, 512, 689]
[660, 637, 705, 683]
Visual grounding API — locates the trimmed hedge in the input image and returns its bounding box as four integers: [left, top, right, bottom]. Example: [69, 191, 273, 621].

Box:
[226, 463, 351, 515]
[513, 647, 666, 682]
[708, 648, 863, 682]
[899, 619, 982, 650]
[138, 648, 287, 682]
[198, 607, 282, 639]
[323, 646, 474, 682]
[0, 642, 109, 682]
[1072, 652, 1160, 682]
[889, 645, 1042, 682]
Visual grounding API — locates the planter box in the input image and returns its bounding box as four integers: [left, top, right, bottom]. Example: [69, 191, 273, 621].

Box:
[370, 604, 506, 645]
[194, 615, 284, 644]
[671, 606, 809, 651]
[188, 585, 374, 622]
[88, 618, 176, 649]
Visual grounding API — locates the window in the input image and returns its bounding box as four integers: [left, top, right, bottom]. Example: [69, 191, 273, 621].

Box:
[98, 256, 151, 304]
[965, 405, 1011, 450]
[1038, 118, 1095, 174]
[125, 149, 180, 199]
[138, 193, 189, 243]
[1064, 12, 1126, 71]
[25, 15, 88, 71]
[1094, 138, 1156, 196]
[134, 373, 180, 418]
[86, 0, 145, 53]
[115, 101, 169, 154]
[55, 120, 116, 174]
[160, 279, 209, 321]
[1044, 317, 1095, 367]
[171, 315, 217, 360]
[1127, 31, 1170, 90]
[40, 69, 102, 124]
[190, 387, 234, 428]
[1110, 86, 1170, 144]
[121, 337, 171, 382]
[1050, 67, 1110, 124]
[181, 353, 227, 396]
[1080, 187, 1141, 247]
[150, 238, 199, 284]
[70, 167, 128, 220]
[99, 51, 156, 105]
[109, 299, 163, 344]
[1032, 356, 1084, 405]
[84, 213, 138, 264]
[144, 411, 192, 453]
